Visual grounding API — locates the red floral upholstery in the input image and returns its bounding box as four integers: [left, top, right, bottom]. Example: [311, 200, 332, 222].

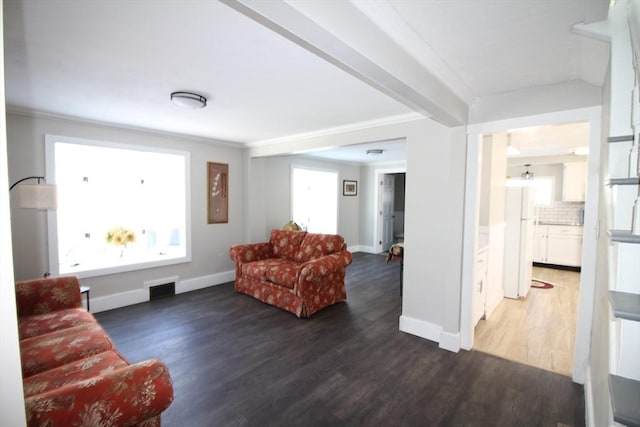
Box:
[269, 229, 307, 261]
[24, 358, 172, 427]
[15, 276, 82, 316]
[230, 231, 352, 317]
[20, 323, 115, 377]
[15, 276, 173, 426]
[18, 308, 97, 340]
[295, 233, 346, 262]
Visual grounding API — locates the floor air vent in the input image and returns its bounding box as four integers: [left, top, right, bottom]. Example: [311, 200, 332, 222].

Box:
[149, 282, 175, 300]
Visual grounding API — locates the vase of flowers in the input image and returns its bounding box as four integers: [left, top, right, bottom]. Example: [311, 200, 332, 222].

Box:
[105, 226, 136, 258]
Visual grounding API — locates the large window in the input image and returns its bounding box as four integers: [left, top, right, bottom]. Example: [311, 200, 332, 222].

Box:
[46, 135, 190, 278]
[291, 166, 337, 234]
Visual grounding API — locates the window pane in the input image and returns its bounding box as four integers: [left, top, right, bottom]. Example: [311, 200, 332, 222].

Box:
[49, 138, 189, 277]
[292, 167, 337, 234]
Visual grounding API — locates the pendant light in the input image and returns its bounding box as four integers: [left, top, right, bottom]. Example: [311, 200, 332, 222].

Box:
[521, 164, 534, 180]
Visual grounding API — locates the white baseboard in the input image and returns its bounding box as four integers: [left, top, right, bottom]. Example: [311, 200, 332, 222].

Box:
[178, 270, 234, 293]
[89, 269, 235, 313]
[348, 245, 376, 254]
[439, 330, 461, 353]
[91, 289, 149, 313]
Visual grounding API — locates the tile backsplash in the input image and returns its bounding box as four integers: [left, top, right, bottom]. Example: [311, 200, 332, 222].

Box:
[537, 201, 585, 225]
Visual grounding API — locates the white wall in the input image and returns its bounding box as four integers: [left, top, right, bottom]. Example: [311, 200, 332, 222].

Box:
[469, 80, 602, 124]
[400, 124, 467, 351]
[249, 155, 361, 247]
[7, 113, 244, 309]
[0, 3, 28, 421]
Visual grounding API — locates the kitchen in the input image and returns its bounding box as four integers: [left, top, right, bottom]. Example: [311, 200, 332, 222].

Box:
[472, 123, 588, 376]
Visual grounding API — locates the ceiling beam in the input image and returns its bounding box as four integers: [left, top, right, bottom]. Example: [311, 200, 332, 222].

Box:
[220, 0, 468, 127]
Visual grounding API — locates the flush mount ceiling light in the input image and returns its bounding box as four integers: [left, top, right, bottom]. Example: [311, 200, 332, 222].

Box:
[170, 91, 207, 109]
[366, 149, 384, 155]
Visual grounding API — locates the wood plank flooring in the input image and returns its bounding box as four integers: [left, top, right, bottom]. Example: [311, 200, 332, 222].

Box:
[474, 266, 580, 376]
[96, 253, 584, 427]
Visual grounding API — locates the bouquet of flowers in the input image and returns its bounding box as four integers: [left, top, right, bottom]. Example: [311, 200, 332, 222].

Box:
[105, 226, 136, 247]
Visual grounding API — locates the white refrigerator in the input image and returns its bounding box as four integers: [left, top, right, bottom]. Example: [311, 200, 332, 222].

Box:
[504, 186, 536, 299]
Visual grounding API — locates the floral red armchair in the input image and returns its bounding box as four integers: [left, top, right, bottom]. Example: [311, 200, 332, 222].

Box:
[15, 276, 174, 426]
[229, 230, 353, 317]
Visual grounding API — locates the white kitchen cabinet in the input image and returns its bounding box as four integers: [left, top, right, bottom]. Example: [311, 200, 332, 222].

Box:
[562, 162, 587, 201]
[534, 226, 547, 263]
[534, 224, 583, 267]
[473, 246, 489, 327]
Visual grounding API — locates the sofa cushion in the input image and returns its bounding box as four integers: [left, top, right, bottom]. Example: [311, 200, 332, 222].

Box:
[18, 308, 97, 340]
[20, 323, 114, 377]
[295, 233, 346, 263]
[265, 260, 302, 290]
[16, 276, 82, 316]
[23, 350, 129, 398]
[242, 259, 300, 290]
[269, 229, 307, 261]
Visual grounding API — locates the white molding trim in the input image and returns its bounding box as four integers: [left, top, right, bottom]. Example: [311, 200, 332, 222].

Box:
[91, 289, 148, 314]
[584, 369, 595, 427]
[247, 113, 423, 148]
[439, 331, 461, 353]
[144, 276, 180, 289]
[399, 315, 459, 353]
[89, 270, 235, 313]
[7, 106, 243, 148]
[178, 270, 235, 294]
[348, 245, 376, 254]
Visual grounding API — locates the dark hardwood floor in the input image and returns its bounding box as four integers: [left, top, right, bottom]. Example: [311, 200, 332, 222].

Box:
[96, 253, 585, 427]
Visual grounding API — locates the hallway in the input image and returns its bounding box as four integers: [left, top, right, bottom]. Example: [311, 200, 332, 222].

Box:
[474, 266, 580, 376]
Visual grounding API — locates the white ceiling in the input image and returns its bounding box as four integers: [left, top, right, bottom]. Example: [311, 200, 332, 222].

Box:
[3, 0, 610, 159]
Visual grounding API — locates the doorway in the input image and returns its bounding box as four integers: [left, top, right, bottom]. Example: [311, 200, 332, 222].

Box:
[460, 107, 601, 384]
[374, 168, 406, 254]
[473, 126, 588, 376]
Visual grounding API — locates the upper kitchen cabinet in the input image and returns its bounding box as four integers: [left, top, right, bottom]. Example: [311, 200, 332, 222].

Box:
[562, 162, 587, 201]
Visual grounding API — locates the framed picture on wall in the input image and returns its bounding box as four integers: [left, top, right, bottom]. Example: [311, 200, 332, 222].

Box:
[208, 162, 228, 224]
[343, 180, 357, 196]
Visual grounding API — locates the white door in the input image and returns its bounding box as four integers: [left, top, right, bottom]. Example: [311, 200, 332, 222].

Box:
[380, 174, 395, 252]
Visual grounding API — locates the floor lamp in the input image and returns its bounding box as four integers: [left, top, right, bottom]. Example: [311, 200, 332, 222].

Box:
[9, 176, 57, 277]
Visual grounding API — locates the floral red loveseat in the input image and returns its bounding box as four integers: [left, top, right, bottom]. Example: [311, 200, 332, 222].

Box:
[229, 229, 353, 317]
[15, 275, 174, 426]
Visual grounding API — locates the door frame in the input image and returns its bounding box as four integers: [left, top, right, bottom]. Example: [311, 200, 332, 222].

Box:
[460, 106, 601, 384]
[373, 167, 406, 254]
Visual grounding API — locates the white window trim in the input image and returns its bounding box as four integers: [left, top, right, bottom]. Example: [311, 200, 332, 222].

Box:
[45, 134, 192, 278]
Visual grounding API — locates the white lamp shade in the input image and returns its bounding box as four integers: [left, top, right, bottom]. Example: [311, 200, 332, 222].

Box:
[16, 183, 57, 210]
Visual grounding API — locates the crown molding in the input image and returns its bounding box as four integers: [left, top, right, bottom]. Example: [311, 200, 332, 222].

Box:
[5, 106, 244, 149]
[246, 112, 424, 149]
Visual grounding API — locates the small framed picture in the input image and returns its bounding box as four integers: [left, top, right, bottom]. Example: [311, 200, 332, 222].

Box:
[343, 180, 357, 196]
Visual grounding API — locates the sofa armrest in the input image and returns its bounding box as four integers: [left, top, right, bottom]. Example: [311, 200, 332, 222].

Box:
[299, 251, 353, 281]
[15, 276, 82, 317]
[229, 242, 273, 264]
[25, 359, 174, 426]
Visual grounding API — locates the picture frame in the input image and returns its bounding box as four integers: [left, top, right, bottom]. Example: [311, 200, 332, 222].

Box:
[207, 162, 228, 224]
[343, 180, 357, 196]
